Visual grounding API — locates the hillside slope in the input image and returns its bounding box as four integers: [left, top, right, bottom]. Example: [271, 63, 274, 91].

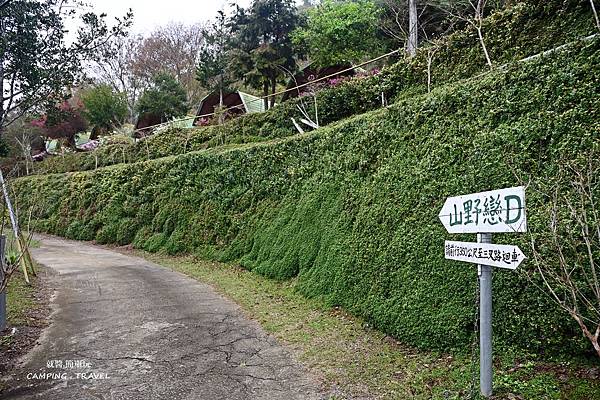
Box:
[14, 36, 600, 356]
[28, 0, 596, 175]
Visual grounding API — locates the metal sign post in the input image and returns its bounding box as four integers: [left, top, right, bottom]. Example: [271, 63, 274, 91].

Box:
[439, 186, 527, 398]
[478, 233, 493, 398]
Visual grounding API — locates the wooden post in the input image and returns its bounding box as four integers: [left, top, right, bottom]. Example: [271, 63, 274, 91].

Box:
[0, 169, 31, 283]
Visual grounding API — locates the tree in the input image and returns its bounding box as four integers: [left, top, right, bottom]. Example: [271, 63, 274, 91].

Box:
[293, 0, 384, 67]
[196, 10, 232, 117]
[229, 0, 301, 109]
[88, 35, 145, 123]
[2, 114, 44, 174]
[130, 23, 206, 104]
[0, 0, 132, 134]
[30, 100, 88, 148]
[378, 1, 459, 55]
[434, 0, 506, 67]
[81, 85, 128, 134]
[136, 73, 188, 123]
[518, 155, 600, 358]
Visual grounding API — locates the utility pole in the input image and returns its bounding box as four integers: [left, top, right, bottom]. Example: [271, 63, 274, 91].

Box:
[407, 0, 418, 57]
[0, 4, 5, 132]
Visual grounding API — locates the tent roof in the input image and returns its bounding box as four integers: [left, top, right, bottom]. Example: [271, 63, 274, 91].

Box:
[238, 92, 265, 114]
[196, 90, 266, 117]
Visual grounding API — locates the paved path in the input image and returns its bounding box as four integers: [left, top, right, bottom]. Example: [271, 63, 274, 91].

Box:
[2, 236, 325, 400]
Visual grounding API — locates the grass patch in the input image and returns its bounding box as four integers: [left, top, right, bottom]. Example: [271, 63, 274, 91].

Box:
[1, 230, 41, 251]
[5, 272, 37, 327]
[2, 232, 42, 333]
[1, 264, 48, 394]
[131, 251, 600, 400]
[3, 233, 43, 330]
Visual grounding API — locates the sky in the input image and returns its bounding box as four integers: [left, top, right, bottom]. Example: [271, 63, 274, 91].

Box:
[92, 0, 252, 34]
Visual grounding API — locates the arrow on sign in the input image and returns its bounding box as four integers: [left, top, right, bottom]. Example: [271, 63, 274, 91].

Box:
[439, 186, 527, 234]
[444, 240, 526, 270]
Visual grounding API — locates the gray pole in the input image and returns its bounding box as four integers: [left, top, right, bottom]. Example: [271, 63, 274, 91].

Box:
[408, 0, 418, 57]
[0, 170, 20, 239]
[478, 232, 493, 397]
[0, 235, 6, 331]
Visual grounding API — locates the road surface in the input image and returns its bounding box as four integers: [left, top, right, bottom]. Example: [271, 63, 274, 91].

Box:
[1, 236, 325, 400]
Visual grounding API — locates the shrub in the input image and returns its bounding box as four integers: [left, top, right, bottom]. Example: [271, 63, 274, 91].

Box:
[28, 0, 596, 175]
[136, 73, 188, 122]
[14, 37, 600, 356]
[81, 85, 128, 131]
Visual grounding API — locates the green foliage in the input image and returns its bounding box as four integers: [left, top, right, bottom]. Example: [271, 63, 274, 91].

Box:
[5, 270, 37, 327]
[81, 85, 128, 130]
[136, 73, 188, 121]
[228, 0, 301, 104]
[0, 136, 9, 157]
[15, 38, 600, 357]
[195, 10, 231, 96]
[29, 0, 595, 175]
[0, 0, 132, 131]
[292, 0, 385, 66]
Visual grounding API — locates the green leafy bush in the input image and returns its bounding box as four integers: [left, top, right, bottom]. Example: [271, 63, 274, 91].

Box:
[81, 85, 128, 131]
[15, 37, 600, 356]
[136, 73, 188, 121]
[291, 0, 385, 66]
[29, 0, 595, 175]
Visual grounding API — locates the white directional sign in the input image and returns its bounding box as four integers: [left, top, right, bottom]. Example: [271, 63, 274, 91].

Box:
[439, 186, 527, 233]
[444, 240, 526, 270]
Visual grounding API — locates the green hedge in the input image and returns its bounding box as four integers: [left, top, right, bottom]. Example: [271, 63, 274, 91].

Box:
[29, 0, 595, 175]
[14, 37, 600, 356]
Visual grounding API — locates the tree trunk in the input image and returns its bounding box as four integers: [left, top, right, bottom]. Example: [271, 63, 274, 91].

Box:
[427, 53, 433, 93]
[218, 86, 225, 124]
[270, 77, 276, 108]
[0, 12, 5, 134]
[407, 0, 418, 57]
[473, 0, 492, 68]
[68, 134, 77, 149]
[263, 80, 269, 111]
[476, 26, 493, 68]
[590, 0, 600, 31]
[573, 313, 600, 358]
[593, 336, 600, 358]
[0, 61, 4, 135]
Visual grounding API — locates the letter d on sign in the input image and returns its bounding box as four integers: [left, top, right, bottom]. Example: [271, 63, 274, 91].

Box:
[504, 194, 522, 224]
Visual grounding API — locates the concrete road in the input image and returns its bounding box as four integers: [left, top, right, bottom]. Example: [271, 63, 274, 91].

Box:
[2, 236, 326, 400]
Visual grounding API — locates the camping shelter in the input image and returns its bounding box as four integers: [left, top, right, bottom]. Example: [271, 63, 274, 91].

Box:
[134, 112, 162, 137]
[195, 91, 265, 124]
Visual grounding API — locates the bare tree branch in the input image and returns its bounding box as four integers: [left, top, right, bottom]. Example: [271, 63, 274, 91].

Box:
[515, 153, 600, 357]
